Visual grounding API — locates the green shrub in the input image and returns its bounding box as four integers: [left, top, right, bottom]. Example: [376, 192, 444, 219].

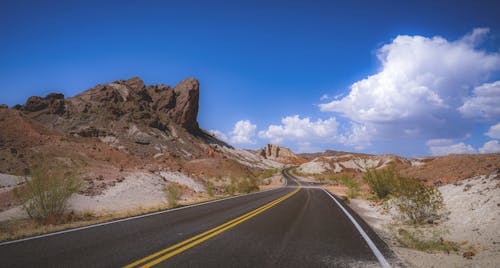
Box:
[340, 174, 360, 199]
[364, 168, 444, 224]
[14, 158, 82, 224]
[394, 177, 444, 224]
[363, 168, 398, 199]
[260, 168, 278, 179]
[206, 180, 215, 197]
[224, 177, 238, 196]
[237, 177, 259, 194]
[165, 184, 182, 207]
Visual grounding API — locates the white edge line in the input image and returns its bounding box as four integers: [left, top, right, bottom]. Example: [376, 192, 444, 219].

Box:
[0, 179, 288, 247]
[322, 189, 391, 268]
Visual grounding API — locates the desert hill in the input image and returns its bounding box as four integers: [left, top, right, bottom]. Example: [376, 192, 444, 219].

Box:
[0, 77, 281, 212]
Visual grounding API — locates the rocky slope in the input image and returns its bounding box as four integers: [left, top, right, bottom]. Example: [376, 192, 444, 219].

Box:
[297, 154, 405, 174]
[297, 151, 500, 186]
[255, 144, 306, 165]
[0, 77, 281, 212]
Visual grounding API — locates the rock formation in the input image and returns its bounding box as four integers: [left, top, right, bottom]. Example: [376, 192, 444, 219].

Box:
[1, 77, 279, 182]
[16, 77, 200, 133]
[256, 144, 306, 164]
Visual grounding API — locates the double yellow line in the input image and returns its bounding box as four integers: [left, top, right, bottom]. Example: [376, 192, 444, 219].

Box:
[124, 186, 301, 268]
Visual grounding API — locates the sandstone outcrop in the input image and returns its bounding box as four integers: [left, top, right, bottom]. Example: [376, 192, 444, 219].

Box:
[256, 144, 306, 164]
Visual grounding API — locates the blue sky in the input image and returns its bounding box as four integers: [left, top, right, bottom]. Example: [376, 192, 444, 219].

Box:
[1, 0, 500, 156]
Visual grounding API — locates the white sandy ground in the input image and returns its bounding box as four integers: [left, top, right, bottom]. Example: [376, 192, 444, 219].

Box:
[0, 169, 287, 222]
[348, 171, 500, 268]
[0, 173, 25, 193]
[0, 171, 206, 220]
[69, 171, 206, 214]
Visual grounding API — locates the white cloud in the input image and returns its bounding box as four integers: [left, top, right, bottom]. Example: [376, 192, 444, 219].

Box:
[460, 27, 490, 46]
[229, 120, 257, 144]
[485, 123, 500, 139]
[479, 140, 500, 154]
[339, 123, 375, 150]
[320, 94, 329, 101]
[426, 139, 477, 156]
[426, 138, 454, 147]
[258, 115, 339, 145]
[459, 81, 500, 120]
[208, 129, 228, 141]
[319, 28, 500, 144]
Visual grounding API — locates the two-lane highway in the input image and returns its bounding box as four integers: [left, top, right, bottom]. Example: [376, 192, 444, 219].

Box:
[0, 168, 393, 267]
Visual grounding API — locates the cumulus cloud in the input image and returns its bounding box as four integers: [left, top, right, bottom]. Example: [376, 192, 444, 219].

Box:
[320, 94, 329, 101]
[319, 28, 500, 148]
[229, 120, 257, 144]
[426, 139, 477, 156]
[485, 123, 500, 139]
[459, 81, 500, 119]
[479, 140, 500, 154]
[208, 129, 228, 141]
[258, 115, 339, 145]
[339, 123, 375, 150]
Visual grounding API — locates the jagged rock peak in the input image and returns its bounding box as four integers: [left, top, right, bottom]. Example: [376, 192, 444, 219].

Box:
[16, 77, 201, 132]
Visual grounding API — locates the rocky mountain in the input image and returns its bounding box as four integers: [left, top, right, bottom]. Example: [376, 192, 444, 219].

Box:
[255, 144, 306, 165]
[298, 150, 372, 160]
[0, 77, 280, 198]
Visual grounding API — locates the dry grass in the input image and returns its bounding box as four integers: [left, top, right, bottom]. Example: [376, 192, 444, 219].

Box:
[396, 227, 471, 254]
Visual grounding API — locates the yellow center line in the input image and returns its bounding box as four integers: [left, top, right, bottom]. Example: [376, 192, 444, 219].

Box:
[124, 185, 301, 268]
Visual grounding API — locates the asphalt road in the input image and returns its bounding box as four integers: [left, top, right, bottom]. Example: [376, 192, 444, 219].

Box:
[0, 169, 393, 267]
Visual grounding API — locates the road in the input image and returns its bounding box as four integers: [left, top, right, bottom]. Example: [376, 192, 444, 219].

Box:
[0, 168, 393, 267]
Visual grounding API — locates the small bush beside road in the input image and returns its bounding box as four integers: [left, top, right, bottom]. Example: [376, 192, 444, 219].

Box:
[14, 157, 82, 224]
[394, 176, 444, 224]
[363, 168, 398, 199]
[363, 168, 444, 225]
[165, 183, 182, 207]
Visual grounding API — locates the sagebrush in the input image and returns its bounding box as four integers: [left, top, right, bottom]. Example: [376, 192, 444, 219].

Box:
[364, 168, 444, 224]
[334, 174, 360, 199]
[363, 168, 398, 199]
[165, 183, 182, 207]
[14, 157, 82, 223]
[394, 176, 444, 224]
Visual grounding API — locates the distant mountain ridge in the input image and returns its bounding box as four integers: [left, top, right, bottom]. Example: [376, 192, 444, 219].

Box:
[298, 150, 373, 160]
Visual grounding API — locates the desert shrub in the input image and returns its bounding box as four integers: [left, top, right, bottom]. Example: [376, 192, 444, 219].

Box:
[165, 183, 182, 207]
[363, 168, 398, 199]
[237, 177, 259, 194]
[340, 174, 360, 199]
[224, 184, 236, 195]
[224, 177, 238, 196]
[14, 158, 82, 223]
[260, 168, 278, 179]
[397, 228, 461, 253]
[206, 180, 215, 197]
[394, 176, 444, 224]
[328, 176, 339, 184]
[238, 178, 250, 193]
[364, 168, 444, 224]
